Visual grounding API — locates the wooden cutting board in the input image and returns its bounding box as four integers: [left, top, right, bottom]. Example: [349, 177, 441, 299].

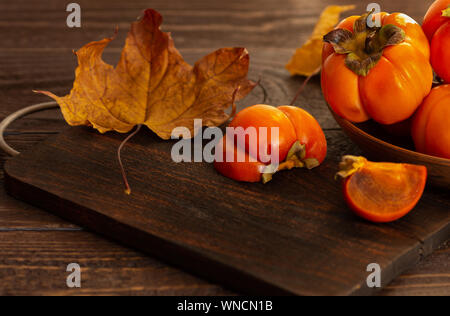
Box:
[4, 121, 449, 295]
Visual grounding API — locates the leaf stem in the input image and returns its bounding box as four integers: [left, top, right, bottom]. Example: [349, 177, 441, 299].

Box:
[117, 124, 143, 195]
[290, 70, 319, 106]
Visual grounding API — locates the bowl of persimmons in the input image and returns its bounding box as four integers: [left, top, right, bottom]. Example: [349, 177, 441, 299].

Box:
[321, 0, 450, 188]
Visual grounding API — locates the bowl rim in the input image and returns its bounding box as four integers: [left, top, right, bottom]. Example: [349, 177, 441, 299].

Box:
[328, 105, 450, 167]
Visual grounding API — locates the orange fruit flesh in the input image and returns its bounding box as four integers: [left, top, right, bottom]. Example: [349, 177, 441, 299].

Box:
[344, 162, 427, 223]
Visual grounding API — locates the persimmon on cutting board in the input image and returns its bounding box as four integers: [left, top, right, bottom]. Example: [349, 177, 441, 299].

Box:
[214, 105, 327, 183]
[337, 156, 427, 223]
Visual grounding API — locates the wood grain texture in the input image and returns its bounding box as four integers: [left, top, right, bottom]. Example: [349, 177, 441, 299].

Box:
[4, 124, 449, 295]
[380, 241, 450, 296]
[0, 0, 433, 50]
[0, 0, 448, 296]
[0, 231, 232, 296]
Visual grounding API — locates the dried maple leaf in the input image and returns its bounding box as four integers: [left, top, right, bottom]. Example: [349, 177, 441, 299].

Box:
[36, 8, 255, 195]
[37, 9, 255, 139]
[286, 5, 355, 77]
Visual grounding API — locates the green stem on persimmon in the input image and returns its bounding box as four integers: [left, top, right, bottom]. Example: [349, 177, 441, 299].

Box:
[336, 155, 367, 180]
[118, 124, 143, 195]
[261, 141, 319, 184]
[323, 10, 406, 76]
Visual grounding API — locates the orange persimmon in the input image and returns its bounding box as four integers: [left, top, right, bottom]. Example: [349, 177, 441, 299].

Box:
[337, 156, 427, 223]
[214, 105, 327, 183]
[412, 84, 450, 159]
[423, 0, 450, 83]
[321, 11, 433, 125]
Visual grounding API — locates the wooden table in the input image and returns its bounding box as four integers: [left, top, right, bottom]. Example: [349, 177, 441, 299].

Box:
[0, 0, 448, 296]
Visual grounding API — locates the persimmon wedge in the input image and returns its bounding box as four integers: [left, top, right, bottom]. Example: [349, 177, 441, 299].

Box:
[337, 156, 427, 223]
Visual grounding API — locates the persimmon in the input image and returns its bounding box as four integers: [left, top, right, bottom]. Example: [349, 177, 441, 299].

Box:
[412, 84, 450, 159]
[214, 105, 327, 183]
[321, 11, 433, 125]
[423, 0, 450, 83]
[337, 156, 427, 223]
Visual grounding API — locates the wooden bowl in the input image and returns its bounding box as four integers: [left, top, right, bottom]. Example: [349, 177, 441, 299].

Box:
[329, 107, 450, 189]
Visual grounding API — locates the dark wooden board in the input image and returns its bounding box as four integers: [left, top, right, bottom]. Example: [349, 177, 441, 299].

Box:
[4, 122, 450, 295]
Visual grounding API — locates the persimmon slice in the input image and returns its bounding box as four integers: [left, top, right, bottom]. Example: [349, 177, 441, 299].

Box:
[337, 156, 427, 223]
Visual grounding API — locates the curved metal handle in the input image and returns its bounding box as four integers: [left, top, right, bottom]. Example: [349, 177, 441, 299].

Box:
[0, 102, 59, 156]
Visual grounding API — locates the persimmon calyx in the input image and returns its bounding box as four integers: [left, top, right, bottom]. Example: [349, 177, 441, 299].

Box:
[443, 6, 450, 17]
[261, 141, 320, 184]
[323, 11, 406, 76]
[336, 155, 368, 179]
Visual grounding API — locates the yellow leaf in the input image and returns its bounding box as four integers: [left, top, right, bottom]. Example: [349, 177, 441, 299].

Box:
[286, 5, 355, 77]
[37, 9, 255, 139]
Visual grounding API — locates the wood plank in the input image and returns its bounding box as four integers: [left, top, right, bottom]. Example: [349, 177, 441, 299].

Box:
[0, 0, 434, 50]
[0, 230, 231, 296]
